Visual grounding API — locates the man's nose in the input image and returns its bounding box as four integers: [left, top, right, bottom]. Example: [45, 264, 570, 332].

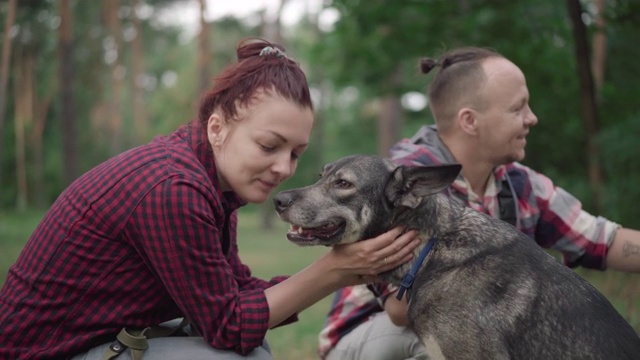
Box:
[526, 107, 538, 126]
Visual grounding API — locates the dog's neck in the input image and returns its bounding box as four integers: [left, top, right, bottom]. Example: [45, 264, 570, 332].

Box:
[380, 193, 477, 286]
[376, 195, 450, 285]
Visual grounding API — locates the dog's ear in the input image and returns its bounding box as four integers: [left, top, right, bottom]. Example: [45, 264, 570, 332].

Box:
[384, 164, 462, 208]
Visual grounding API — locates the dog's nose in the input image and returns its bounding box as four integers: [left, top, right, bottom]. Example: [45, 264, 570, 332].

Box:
[273, 192, 295, 213]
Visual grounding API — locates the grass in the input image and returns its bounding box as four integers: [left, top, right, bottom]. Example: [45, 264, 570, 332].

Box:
[1, 208, 638, 360]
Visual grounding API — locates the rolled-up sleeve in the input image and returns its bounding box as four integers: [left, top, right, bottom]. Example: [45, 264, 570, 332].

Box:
[527, 167, 620, 269]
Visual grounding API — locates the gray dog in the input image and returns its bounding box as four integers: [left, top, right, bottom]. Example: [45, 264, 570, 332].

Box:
[274, 154, 640, 360]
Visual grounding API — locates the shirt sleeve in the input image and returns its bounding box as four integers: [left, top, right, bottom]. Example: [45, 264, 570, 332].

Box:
[524, 165, 620, 269]
[224, 211, 297, 328]
[128, 176, 283, 354]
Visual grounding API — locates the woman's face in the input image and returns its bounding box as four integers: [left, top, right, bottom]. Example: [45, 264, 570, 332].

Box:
[208, 91, 314, 204]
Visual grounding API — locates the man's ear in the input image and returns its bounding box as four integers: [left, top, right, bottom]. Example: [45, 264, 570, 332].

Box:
[457, 107, 478, 136]
[384, 164, 462, 209]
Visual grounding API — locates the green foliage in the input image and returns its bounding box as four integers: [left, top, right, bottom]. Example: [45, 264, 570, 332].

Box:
[0, 1, 263, 208]
[314, 0, 640, 224]
[598, 115, 640, 226]
[0, 0, 638, 233]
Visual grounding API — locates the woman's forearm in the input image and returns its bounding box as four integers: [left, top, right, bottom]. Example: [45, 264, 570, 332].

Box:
[264, 255, 340, 327]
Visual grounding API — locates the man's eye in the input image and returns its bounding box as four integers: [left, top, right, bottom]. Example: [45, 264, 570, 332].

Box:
[334, 180, 352, 189]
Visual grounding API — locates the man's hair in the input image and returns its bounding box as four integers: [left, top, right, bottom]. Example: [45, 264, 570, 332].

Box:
[420, 47, 504, 132]
[198, 38, 313, 125]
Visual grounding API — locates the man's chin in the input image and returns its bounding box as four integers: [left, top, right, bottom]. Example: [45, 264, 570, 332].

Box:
[509, 148, 526, 163]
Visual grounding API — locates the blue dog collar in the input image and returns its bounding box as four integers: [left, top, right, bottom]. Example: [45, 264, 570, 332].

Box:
[396, 236, 436, 300]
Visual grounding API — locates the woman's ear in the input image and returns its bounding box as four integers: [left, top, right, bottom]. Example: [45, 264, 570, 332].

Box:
[207, 113, 224, 149]
[457, 107, 478, 136]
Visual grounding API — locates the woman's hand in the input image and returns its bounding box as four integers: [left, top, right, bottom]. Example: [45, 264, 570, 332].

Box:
[264, 228, 418, 327]
[323, 227, 420, 287]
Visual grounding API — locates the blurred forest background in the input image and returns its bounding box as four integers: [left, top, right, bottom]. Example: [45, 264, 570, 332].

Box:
[1, 0, 640, 223]
[0, 0, 639, 357]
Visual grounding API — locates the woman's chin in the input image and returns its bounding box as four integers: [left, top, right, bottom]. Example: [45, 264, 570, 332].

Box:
[241, 190, 271, 204]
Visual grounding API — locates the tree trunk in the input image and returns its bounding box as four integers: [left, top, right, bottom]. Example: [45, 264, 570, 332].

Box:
[566, 0, 603, 213]
[32, 90, 54, 209]
[309, 8, 327, 170]
[377, 67, 404, 156]
[591, 0, 607, 101]
[13, 44, 32, 211]
[104, 0, 124, 154]
[0, 0, 17, 199]
[197, 0, 211, 95]
[377, 95, 402, 156]
[58, 0, 78, 186]
[131, 0, 148, 144]
[262, 0, 288, 44]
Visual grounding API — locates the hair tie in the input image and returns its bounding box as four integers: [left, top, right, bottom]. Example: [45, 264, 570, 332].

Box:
[259, 46, 287, 59]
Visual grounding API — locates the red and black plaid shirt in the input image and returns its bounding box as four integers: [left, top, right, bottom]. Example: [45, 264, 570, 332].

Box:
[0, 121, 294, 359]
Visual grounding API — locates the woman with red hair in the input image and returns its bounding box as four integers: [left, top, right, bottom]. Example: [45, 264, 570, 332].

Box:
[0, 38, 419, 360]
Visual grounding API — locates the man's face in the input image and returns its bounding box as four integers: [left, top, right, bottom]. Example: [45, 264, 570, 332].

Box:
[475, 58, 538, 165]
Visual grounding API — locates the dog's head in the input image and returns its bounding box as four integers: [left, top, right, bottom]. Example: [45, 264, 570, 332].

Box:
[274, 154, 461, 246]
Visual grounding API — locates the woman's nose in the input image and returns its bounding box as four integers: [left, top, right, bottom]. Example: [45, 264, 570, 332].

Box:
[271, 154, 294, 179]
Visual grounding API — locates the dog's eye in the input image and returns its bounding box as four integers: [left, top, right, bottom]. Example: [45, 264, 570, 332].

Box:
[334, 179, 352, 189]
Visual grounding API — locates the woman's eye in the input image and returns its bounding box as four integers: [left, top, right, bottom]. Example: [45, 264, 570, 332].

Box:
[334, 179, 352, 189]
[260, 144, 276, 152]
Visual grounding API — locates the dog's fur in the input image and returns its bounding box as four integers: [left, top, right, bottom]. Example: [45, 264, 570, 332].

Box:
[274, 154, 640, 360]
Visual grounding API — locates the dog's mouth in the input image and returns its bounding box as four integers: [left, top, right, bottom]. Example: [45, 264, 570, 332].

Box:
[286, 220, 346, 245]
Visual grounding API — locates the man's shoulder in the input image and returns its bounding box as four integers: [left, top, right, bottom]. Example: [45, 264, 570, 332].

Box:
[390, 125, 446, 166]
